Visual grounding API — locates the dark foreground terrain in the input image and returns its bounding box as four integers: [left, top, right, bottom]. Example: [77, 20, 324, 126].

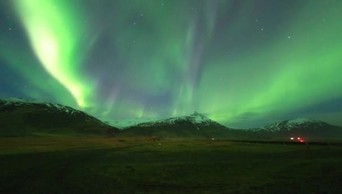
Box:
[0, 137, 341, 194]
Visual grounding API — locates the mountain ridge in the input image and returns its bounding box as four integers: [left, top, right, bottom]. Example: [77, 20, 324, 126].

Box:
[1, 98, 341, 140]
[263, 117, 334, 131]
[0, 98, 118, 137]
[118, 112, 242, 139]
[136, 112, 220, 128]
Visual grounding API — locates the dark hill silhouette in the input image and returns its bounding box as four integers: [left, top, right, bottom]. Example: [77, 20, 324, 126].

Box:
[0, 98, 118, 137]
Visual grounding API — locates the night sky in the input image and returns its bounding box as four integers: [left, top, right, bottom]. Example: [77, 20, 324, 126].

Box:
[1, 0, 342, 128]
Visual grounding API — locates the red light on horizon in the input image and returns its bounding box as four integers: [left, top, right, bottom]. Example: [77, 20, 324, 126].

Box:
[290, 137, 305, 143]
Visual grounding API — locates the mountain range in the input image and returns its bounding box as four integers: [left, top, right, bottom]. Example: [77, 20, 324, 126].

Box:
[118, 112, 342, 140]
[1, 98, 341, 140]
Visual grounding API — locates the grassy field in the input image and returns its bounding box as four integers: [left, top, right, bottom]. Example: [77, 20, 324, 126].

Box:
[0, 137, 341, 194]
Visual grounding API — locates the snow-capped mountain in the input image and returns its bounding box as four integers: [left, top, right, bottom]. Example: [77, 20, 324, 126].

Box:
[136, 112, 219, 128]
[118, 112, 237, 139]
[0, 98, 118, 136]
[263, 118, 329, 132]
[261, 118, 342, 139]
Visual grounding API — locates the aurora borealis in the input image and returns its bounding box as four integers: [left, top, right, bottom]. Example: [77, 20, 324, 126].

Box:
[1, 0, 342, 128]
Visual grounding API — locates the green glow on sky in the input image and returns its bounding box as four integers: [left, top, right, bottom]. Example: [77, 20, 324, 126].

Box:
[14, 0, 92, 108]
[2, 0, 341, 127]
[200, 1, 342, 125]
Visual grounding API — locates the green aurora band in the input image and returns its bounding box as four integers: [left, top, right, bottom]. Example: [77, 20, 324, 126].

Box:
[14, 0, 92, 108]
[3, 0, 342, 127]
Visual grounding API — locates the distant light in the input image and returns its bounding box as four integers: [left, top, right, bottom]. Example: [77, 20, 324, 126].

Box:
[290, 137, 305, 143]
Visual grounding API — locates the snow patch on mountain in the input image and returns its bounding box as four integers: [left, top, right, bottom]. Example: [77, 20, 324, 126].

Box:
[288, 117, 316, 125]
[189, 111, 212, 124]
